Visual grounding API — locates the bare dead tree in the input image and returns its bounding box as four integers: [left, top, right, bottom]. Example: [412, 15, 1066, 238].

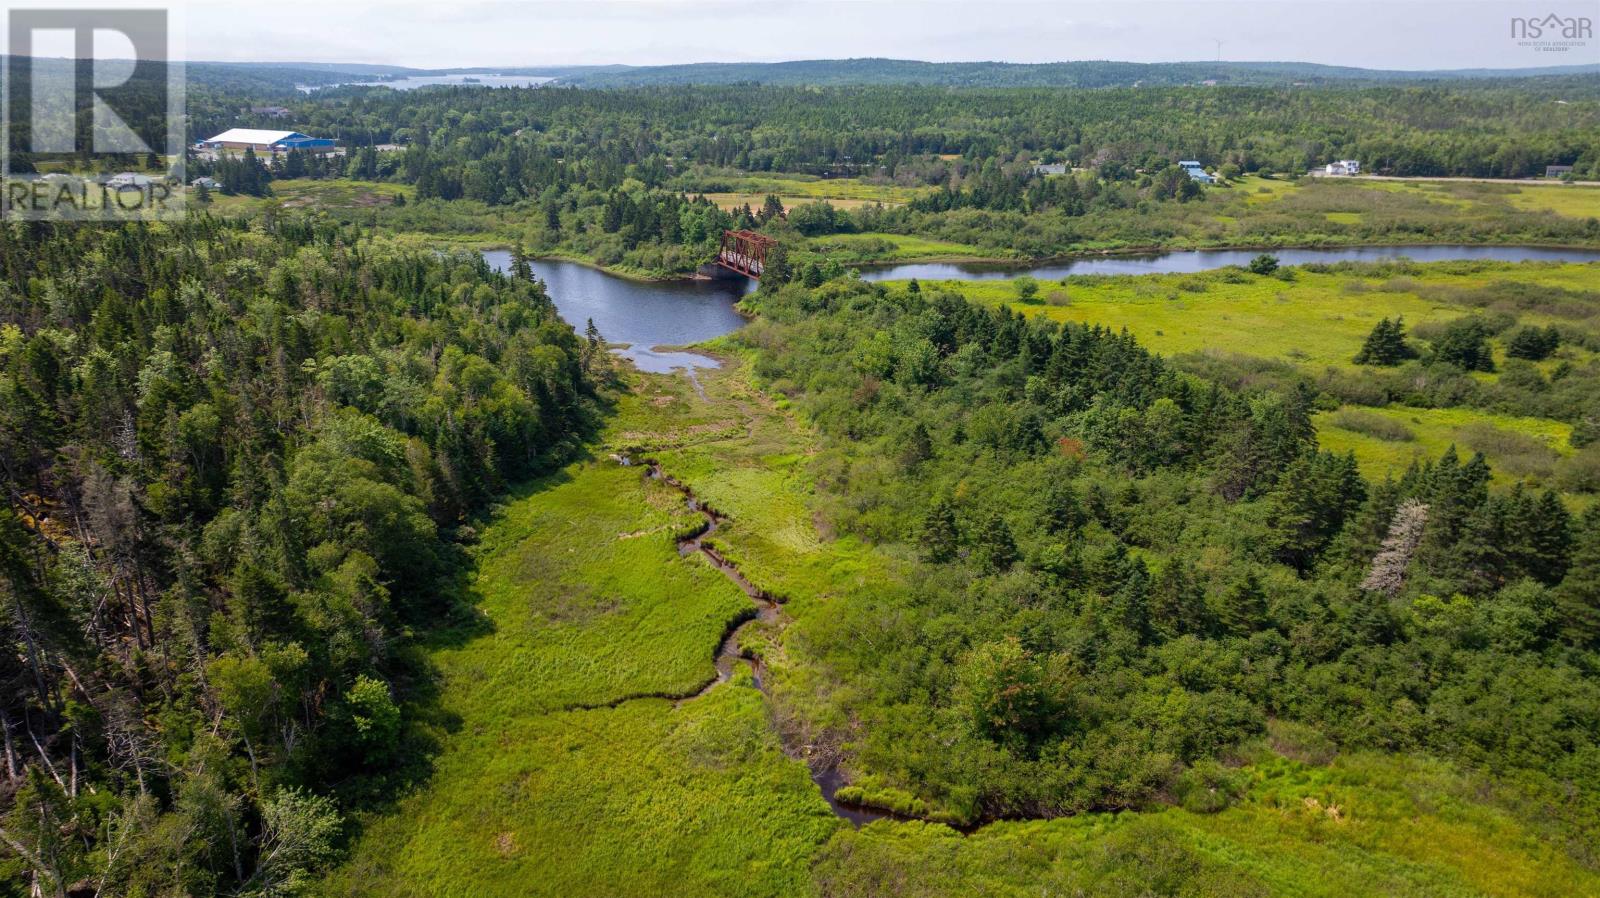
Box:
[1361, 500, 1430, 596]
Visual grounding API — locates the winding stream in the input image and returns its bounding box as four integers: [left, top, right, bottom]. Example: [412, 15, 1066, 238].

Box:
[618, 455, 898, 828]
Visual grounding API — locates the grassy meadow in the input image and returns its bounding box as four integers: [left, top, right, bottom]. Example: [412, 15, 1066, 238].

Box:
[1315, 405, 1573, 486]
[881, 260, 1600, 494]
[912, 261, 1600, 373]
[318, 393, 844, 897]
[318, 354, 1600, 897]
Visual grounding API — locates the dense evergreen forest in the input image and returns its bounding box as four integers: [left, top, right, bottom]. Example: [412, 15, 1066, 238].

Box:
[739, 277, 1600, 827]
[0, 220, 595, 895]
[4, 58, 1600, 896]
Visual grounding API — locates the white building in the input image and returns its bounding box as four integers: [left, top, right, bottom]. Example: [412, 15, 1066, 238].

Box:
[1324, 160, 1361, 176]
[105, 172, 157, 189]
[1178, 160, 1215, 183]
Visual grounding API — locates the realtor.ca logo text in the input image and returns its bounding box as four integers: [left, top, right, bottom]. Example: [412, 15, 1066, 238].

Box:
[1509, 13, 1593, 53]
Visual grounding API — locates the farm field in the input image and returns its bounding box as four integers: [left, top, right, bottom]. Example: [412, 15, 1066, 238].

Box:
[701, 192, 893, 213]
[686, 174, 930, 205]
[1233, 175, 1600, 219]
[803, 232, 1011, 263]
[205, 177, 411, 213]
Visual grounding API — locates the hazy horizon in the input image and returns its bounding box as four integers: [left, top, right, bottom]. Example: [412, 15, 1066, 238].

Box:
[169, 1, 1597, 71]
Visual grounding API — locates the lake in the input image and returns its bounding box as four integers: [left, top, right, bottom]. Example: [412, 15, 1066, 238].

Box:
[485, 245, 1600, 375]
[301, 74, 554, 92]
[481, 251, 754, 373]
[858, 245, 1600, 282]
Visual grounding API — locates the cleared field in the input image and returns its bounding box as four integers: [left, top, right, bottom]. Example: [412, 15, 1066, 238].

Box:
[805, 231, 1006, 262]
[702, 192, 896, 212]
[1226, 174, 1600, 221]
[1315, 404, 1573, 487]
[1501, 183, 1600, 218]
[690, 175, 928, 206]
[206, 177, 411, 213]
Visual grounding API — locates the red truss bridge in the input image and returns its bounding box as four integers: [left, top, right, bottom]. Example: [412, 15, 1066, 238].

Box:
[717, 230, 775, 278]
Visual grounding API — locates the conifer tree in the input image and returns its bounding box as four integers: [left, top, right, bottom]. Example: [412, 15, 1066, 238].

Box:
[920, 498, 960, 563]
[1556, 506, 1600, 648]
[1354, 317, 1418, 366]
[1215, 572, 1268, 636]
[1149, 558, 1209, 640]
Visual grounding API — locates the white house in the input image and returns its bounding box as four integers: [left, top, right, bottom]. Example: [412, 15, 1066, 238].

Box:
[1324, 160, 1361, 176]
[190, 176, 220, 190]
[105, 172, 157, 189]
[1178, 160, 1215, 183]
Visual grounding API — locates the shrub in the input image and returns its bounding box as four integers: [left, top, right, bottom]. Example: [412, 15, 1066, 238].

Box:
[1431, 318, 1496, 372]
[1329, 409, 1416, 442]
[1555, 446, 1600, 493]
[1505, 324, 1561, 361]
[1173, 760, 1250, 814]
[1457, 422, 1560, 478]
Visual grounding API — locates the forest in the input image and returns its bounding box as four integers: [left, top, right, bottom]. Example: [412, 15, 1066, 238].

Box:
[4, 58, 1600, 898]
[0, 220, 596, 895]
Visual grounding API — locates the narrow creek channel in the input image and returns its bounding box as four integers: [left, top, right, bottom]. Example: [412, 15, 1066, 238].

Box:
[617, 454, 904, 829]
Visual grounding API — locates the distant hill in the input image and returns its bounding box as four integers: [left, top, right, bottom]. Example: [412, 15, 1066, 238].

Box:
[542, 58, 1600, 88]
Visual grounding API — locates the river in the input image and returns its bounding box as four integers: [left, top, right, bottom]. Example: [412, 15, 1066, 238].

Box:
[482, 251, 754, 373]
[856, 244, 1600, 282]
[486, 245, 1600, 371]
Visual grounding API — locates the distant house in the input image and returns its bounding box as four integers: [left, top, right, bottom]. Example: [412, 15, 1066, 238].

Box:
[104, 172, 156, 189]
[1324, 160, 1361, 176]
[199, 129, 337, 154]
[1033, 162, 1068, 176]
[1178, 160, 1215, 183]
[249, 106, 292, 118]
[1546, 165, 1575, 178]
[190, 176, 220, 190]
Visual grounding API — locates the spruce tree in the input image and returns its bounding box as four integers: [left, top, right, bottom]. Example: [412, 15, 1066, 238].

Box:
[971, 511, 1019, 574]
[1150, 559, 1208, 640]
[1354, 317, 1417, 366]
[920, 498, 960, 563]
[1556, 506, 1600, 648]
[1215, 572, 1268, 636]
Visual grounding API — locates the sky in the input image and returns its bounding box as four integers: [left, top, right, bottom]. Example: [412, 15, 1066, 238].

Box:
[171, 0, 1596, 70]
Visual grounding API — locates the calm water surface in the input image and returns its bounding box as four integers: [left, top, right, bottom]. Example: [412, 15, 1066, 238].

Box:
[860, 245, 1600, 282]
[482, 251, 754, 373]
[485, 245, 1600, 374]
[302, 75, 554, 92]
